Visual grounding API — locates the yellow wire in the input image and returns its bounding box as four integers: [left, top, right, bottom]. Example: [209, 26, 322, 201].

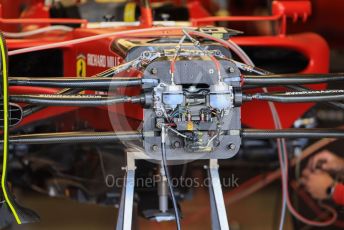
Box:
[0, 35, 22, 224]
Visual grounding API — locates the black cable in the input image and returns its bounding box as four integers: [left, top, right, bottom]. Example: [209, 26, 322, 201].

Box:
[2, 131, 143, 144]
[161, 140, 181, 230]
[241, 128, 344, 139]
[9, 77, 142, 89]
[243, 89, 344, 103]
[10, 94, 144, 106]
[243, 73, 344, 85]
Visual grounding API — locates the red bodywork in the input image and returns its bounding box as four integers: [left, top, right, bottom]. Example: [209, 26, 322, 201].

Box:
[0, 0, 329, 131]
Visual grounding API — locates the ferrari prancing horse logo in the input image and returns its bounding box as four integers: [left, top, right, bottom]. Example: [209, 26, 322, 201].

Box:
[76, 54, 86, 78]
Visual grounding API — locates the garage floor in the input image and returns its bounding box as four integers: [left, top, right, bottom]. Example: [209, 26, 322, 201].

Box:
[11, 181, 293, 230]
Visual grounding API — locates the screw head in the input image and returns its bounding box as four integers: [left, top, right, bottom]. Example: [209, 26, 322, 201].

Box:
[151, 68, 158, 75]
[151, 145, 159, 151]
[228, 143, 236, 150]
[173, 141, 181, 148]
[228, 67, 235, 73]
[156, 111, 163, 117]
[143, 51, 150, 57]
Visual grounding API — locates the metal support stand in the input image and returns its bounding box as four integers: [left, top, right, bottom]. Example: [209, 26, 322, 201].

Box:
[116, 151, 230, 230]
[207, 159, 230, 230]
[116, 153, 136, 230]
[116, 149, 151, 230]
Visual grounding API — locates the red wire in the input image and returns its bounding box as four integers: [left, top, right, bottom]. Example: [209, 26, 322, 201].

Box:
[187, 30, 252, 66]
[170, 59, 176, 75]
[281, 139, 338, 226]
[209, 55, 221, 77]
[267, 86, 337, 227]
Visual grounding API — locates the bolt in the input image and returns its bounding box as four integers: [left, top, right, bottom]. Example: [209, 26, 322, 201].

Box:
[228, 67, 235, 73]
[173, 141, 181, 148]
[156, 111, 163, 117]
[228, 143, 236, 150]
[151, 68, 158, 75]
[143, 51, 150, 57]
[152, 145, 159, 152]
[209, 69, 215, 74]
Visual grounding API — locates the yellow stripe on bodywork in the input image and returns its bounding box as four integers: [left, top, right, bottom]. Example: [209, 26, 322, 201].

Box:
[0, 35, 22, 224]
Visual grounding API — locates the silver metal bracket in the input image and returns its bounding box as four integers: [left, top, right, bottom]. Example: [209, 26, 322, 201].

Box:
[206, 159, 230, 230]
[116, 152, 137, 230]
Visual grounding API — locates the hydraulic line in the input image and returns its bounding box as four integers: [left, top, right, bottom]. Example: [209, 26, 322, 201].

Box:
[184, 29, 254, 66]
[9, 77, 143, 89]
[10, 94, 144, 106]
[243, 89, 344, 103]
[3, 26, 73, 38]
[8, 27, 195, 56]
[94, 58, 144, 78]
[285, 85, 344, 110]
[241, 129, 344, 139]
[22, 88, 81, 117]
[243, 73, 344, 85]
[231, 59, 270, 75]
[3, 131, 143, 145]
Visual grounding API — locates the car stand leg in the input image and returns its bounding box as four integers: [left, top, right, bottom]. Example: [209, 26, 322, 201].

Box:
[206, 159, 230, 230]
[116, 154, 136, 230]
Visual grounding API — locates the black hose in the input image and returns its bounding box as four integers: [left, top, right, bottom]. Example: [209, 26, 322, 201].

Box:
[241, 129, 344, 139]
[243, 89, 344, 103]
[243, 73, 344, 85]
[9, 77, 142, 89]
[4, 131, 143, 144]
[10, 94, 144, 106]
